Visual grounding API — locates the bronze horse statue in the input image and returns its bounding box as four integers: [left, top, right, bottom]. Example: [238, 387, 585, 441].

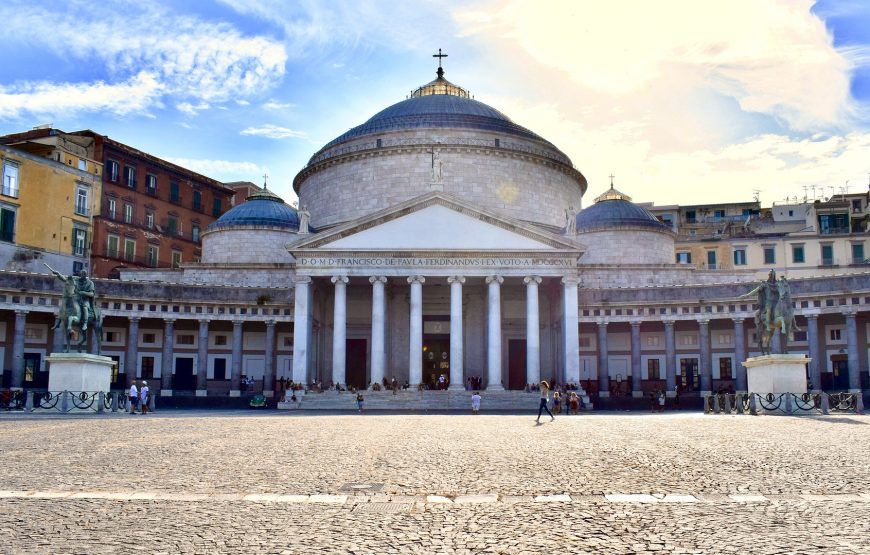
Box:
[47, 265, 103, 354]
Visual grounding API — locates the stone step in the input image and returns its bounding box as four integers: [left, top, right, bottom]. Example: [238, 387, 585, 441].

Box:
[281, 390, 592, 411]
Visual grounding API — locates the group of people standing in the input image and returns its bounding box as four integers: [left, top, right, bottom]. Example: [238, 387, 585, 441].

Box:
[128, 381, 150, 415]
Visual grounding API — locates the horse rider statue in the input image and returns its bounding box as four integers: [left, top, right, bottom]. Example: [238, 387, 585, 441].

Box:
[772, 275, 800, 352]
[738, 269, 779, 354]
[45, 263, 102, 354]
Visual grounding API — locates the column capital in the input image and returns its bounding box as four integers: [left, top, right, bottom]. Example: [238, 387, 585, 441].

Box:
[596, 318, 608, 328]
[663, 318, 676, 327]
[805, 313, 819, 320]
[523, 276, 542, 285]
[163, 318, 176, 325]
[293, 276, 313, 285]
[407, 275, 426, 285]
[129, 316, 141, 324]
[14, 309, 28, 317]
[630, 320, 642, 328]
[198, 318, 210, 325]
[561, 276, 580, 287]
[696, 318, 710, 326]
[331, 275, 349, 285]
[730, 316, 746, 324]
[369, 275, 388, 285]
[485, 275, 504, 285]
[233, 320, 244, 327]
[844, 308, 857, 319]
[447, 275, 466, 285]
[265, 319, 276, 327]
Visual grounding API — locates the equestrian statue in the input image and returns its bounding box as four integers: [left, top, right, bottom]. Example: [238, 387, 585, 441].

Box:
[45, 263, 103, 354]
[738, 269, 799, 355]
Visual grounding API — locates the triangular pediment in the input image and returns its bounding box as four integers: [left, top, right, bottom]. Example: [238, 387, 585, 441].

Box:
[289, 193, 582, 252]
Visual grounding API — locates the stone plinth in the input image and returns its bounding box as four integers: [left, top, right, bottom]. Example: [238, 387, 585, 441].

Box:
[47, 353, 114, 392]
[743, 354, 810, 394]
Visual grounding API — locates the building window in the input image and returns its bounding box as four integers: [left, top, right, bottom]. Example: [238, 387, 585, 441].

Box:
[685, 210, 696, 224]
[72, 261, 84, 274]
[72, 228, 87, 256]
[167, 216, 178, 236]
[192, 224, 200, 242]
[719, 358, 733, 380]
[78, 159, 87, 171]
[852, 199, 862, 213]
[107, 198, 116, 220]
[177, 334, 195, 345]
[214, 335, 228, 346]
[75, 186, 89, 216]
[141, 356, 155, 379]
[192, 191, 202, 210]
[792, 245, 805, 264]
[107, 235, 119, 258]
[677, 252, 692, 264]
[171, 250, 182, 268]
[106, 160, 119, 182]
[733, 249, 746, 266]
[170, 182, 180, 203]
[794, 330, 807, 342]
[146, 245, 158, 267]
[145, 174, 157, 195]
[821, 244, 834, 266]
[819, 213, 849, 235]
[143, 333, 156, 344]
[124, 203, 133, 224]
[124, 166, 137, 188]
[124, 238, 135, 261]
[645, 336, 660, 347]
[851, 243, 864, 264]
[647, 359, 661, 380]
[145, 212, 154, 229]
[706, 250, 717, 269]
[579, 337, 591, 348]
[212, 198, 222, 217]
[714, 209, 725, 219]
[0, 206, 16, 242]
[830, 328, 841, 341]
[2, 161, 19, 197]
[763, 246, 775, 265]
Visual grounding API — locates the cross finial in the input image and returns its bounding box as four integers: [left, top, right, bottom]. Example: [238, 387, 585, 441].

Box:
[433, 48, 447, 78]
[608, 173, 615, 188]
[262, 172, 269, 189]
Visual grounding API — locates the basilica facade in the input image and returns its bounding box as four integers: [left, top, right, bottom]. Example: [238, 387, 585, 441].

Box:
[2, 66, 869, 401]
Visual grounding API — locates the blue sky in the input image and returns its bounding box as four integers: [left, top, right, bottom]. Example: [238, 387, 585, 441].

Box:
[0, 0, 868, 207]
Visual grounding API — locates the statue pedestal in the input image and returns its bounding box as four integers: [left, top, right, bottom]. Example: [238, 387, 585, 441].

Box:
[46, 353, 114, 393]
[743, 354, 810, 394]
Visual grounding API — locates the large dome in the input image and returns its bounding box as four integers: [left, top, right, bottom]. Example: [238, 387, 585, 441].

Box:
[208, 188, 300, 231]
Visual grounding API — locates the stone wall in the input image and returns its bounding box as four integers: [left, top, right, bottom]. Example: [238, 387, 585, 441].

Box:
[0, 242, 87, 276]
[577, 229, 675, 265]
[297, 129, 584, 229]
[202, 227, 296, 264]
[121, 265, 295, 289]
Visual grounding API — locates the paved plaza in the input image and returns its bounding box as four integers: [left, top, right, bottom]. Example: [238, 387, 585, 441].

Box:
[1, 412, 869, 554]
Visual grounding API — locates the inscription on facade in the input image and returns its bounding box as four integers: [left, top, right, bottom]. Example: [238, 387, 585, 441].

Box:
[296, 257, 575, 268]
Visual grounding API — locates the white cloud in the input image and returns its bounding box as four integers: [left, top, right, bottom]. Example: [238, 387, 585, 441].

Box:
[176, 102, 210, 116]
[263, 100, 296, 110]
[165, 157, 266, 181]
[0, 1, 287, 119]
[235, 99, 251, 106]
[241, 124, 306, 139]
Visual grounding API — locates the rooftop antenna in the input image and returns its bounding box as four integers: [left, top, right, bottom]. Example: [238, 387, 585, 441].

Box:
[752, 189, 761, 203]
[827, 185, 835, 199]
[844, 180, 850, 196]
[802, 185, 808, 202]
[810, 184, 817, 200]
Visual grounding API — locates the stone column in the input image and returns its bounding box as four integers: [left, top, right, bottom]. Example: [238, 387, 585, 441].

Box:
[408, 276, 425, 387]
[733, 317, 747, 393]
[291, 277, 312, 385]
[664, 320, 676, 396]
[597, 320, 609, 397]
[486, 275, 504, 390]
[195, 319, 209, 396]
[331, 275, 349, 387]
[126, 317, 140, 389]
[369, 276, 387, 390]
[805, 314, 821, 392]
[524, 276, 542, 387]
[160, 319, 175, 396]
[230, 320, 243, 396]
[845, 311, 861, 392]
[448, 276, 465, 390]
[263, 320, 276, 397]
[698, 319, 712, 396]
[562, 277, 580, 384]
[11, 310, 27, 389]
[631, 321, 642, 398]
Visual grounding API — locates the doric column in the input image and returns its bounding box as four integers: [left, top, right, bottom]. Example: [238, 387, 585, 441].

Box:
[486, 275, 504, 390]
[562, 277, 580, 384]
[263, 320, 276, 397]
[408, 276, 425, 387]
[447, 276, 465, 390]
[127, 317, 140, 389]
[845, 311, 861, 392]
[230, 320, 243, 396]
[524, 276, 542, 387]
[733, 317, 747, 393]
[369, 276, 387, 390]
[160, 319, 175, 396]
[291, 276, 312, 385]
[664, 320, 676, 396]
[698, 319, 712, 395]
[631, 321, 642, 398]
[805, 314, 820, 392]
[597, 320, 609, 397]
[11, 310, 27, 389]
[195, 319, 209, 396]
[331, 275, 349, 387]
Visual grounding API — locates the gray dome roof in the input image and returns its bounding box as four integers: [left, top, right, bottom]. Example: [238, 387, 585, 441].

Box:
[576, 198, 670, 233]
[207, 188, 299, 231]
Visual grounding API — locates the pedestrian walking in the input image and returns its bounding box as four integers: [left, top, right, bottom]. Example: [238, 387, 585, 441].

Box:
[129, 382, 139, 415]
[140, 381, 149, 415]
[536, 380, 555, 423]
[658, 390, 666, 413]
[552, 390, 562, 414]
[356, 392, 364, 412]
[471, 391, 481, 414]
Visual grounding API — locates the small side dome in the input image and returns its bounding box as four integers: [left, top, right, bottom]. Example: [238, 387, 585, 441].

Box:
[208, 187, 300, 231]
[575, 186, 670, 233]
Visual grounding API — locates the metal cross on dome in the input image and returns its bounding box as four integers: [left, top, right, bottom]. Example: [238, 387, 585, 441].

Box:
[609, 173, 615, 187]
[262, 172, 269, 188]
[433, 48, 447, 77]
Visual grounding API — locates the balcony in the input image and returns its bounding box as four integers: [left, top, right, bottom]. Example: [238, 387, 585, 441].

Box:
[819, 227, 850, 235]
[820, 258, 838, 267]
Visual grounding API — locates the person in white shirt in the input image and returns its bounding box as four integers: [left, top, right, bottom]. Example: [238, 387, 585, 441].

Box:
[140, 381, 150, 415]
[129, 382, 138, 415]
[471, 392, 481, 414]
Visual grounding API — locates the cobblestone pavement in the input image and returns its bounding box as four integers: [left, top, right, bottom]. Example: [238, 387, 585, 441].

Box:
[1, 412, 868, 554]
